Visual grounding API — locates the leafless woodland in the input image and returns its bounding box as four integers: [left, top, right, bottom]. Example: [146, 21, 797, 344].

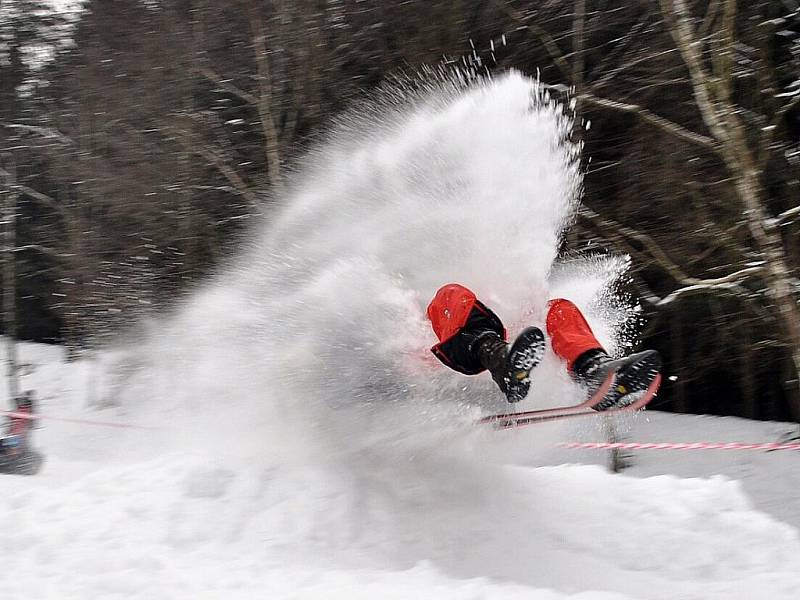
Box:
[1, 0, 799, 421]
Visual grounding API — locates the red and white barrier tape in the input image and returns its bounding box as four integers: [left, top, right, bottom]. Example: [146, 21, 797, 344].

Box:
[1, 410, 162, 431]
[3, 410, 799, 450]
[557, 441, 800, 451]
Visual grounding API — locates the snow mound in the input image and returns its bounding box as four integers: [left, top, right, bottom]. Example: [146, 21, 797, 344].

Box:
[2, 442, 799, 599]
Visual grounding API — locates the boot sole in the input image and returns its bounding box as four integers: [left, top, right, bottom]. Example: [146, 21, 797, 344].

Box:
[594, 350, 662, 411]
[506, 327, 546, 403]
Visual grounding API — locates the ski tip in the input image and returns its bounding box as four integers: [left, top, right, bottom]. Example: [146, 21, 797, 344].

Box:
[476, 374, 661, 430]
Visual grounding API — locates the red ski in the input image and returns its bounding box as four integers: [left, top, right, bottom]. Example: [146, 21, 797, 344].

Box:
[478, 372, 662, 430]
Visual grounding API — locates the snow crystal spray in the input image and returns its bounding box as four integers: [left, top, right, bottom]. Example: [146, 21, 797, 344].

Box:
[128, 70, 633, 461]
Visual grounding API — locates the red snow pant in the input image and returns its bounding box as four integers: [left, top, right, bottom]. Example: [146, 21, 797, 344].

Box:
[544, 297, 605, 372]
[427, 283, 604, 374]
[427, 284, 506, 375]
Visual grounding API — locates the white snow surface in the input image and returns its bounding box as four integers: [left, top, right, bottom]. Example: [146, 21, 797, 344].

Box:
[3, 342, 800, 600]
[2, 72, 799, 599]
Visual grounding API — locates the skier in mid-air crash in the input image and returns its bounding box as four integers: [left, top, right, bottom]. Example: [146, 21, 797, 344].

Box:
[427, 283, 661, 409]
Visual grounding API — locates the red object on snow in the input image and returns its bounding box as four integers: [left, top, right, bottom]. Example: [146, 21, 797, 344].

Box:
[426, 283, 506, 374]
[545, 298, 604, 372]
[427, 283, 480, 343]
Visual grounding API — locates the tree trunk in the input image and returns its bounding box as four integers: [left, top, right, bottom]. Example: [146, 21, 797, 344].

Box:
[249, 5, 283, 195]
[671, 316, 686, 412]
[1, 160, 20, 402]
[741, 328, 756, 419]
[571, 0, 586, 144]
[731, 161, 800, 420]
[663, 0, 800, 420]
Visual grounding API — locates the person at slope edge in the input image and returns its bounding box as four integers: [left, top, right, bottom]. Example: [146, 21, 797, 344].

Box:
[426, 283, 661, 408]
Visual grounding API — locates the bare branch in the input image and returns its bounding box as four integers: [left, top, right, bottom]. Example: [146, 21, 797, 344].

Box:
[162, 124, 260, 208]
[572, 0, 586, 123]
[699, 0, 722, 39]
[590, 18, 651, 82]
[579, 92, 718, 149]
[653, 269, 763, 306]
[12, 244, 69, 258]
[196, 66, 258, 106]
[712, 0, 736, 105]
[579, 205, 692, 282]
[1, 123, 75, 146]
[579, 205, 764, 289]
[488, 0, 571, 77]
[249, 5, 282, 192]
[0, 166, 70, 221]
[776, 204, 800, 226]
[773, 93, 800, 129]
[760, 93, 800, 170]
[660, 0, 730, 145]
[592, 47, 679, 91]
[196, 13, 284, 191]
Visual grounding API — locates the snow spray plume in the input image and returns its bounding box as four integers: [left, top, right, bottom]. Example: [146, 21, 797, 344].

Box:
[130, 70, 629, 461]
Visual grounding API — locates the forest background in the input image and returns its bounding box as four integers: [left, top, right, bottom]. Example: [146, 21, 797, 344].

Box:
[1, 0, 799, 422]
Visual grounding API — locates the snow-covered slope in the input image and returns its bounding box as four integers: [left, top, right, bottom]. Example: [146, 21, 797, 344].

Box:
[2, 342, 800, 599]
[2, 71, 799, 599]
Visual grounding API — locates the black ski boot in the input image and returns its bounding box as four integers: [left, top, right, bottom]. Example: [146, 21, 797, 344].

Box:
[474, 327, 545, 403]
[574, 349, 662, 411]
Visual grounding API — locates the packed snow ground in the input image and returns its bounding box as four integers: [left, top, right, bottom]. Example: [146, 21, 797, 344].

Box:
[1, 341, 799, 600]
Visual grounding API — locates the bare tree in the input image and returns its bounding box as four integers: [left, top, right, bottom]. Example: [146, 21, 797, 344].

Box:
[0, 159, 21, 400]
[656, 0, 800, 418]
[495, 0, 800, 419]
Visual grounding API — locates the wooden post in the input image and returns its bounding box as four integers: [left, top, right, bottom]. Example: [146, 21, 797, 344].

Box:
[603, 416, 629, 473]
